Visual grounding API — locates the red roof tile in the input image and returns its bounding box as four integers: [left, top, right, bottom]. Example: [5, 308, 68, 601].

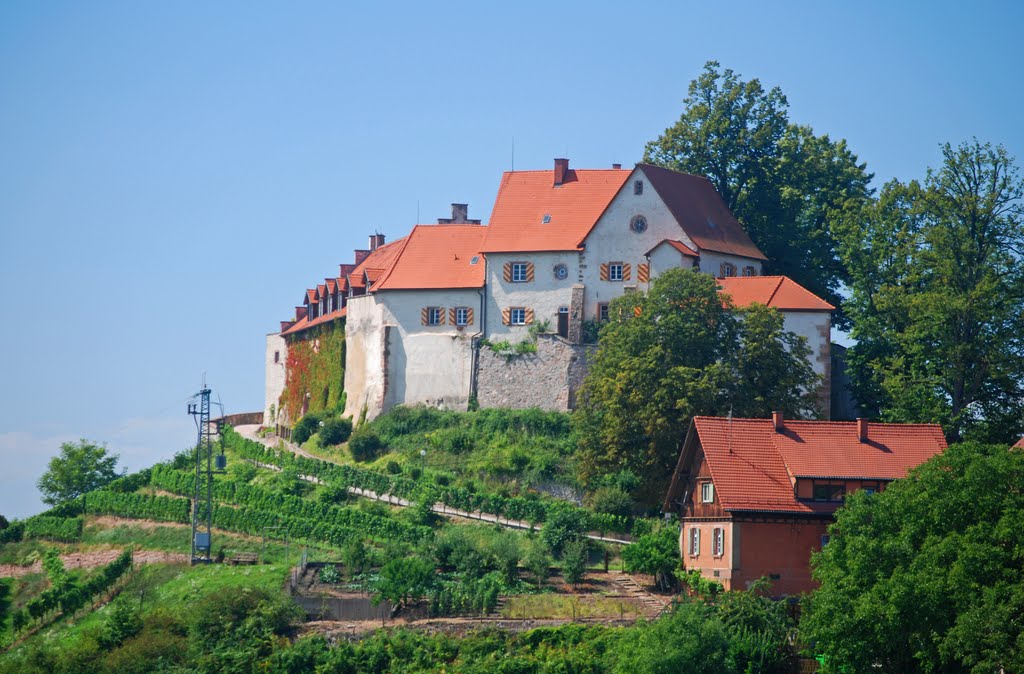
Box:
[674, 417, 946, 514]
[1014, 437, 1024, 449]
[639, 164, 767, 261]
[717, 276, 835, 311]
[305, 289, 317, 304]
[481, 169, 630, 253]
[325, 279, 337, 293]
[373, 224, 488, 290]
[646, 239, 700, 257]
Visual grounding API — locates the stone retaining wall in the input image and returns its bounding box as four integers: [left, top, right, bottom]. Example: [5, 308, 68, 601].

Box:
[475, 334, 595, 411]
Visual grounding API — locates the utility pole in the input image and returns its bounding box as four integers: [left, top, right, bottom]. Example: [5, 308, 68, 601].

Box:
[188, 386, 214, 564]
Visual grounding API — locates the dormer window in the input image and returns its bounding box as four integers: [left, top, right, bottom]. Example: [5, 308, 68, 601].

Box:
[701, 482, 715, 503]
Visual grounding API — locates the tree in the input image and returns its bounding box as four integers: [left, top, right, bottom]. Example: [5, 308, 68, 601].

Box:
[573, 268, 820, 497]
[37, 440, 119, 506]
[802, 441, 1024, 673]
[644, 61, 873, 321]
[622, 523, 680, 591]
[374, 556, 436, 606]
[560, 540, 588, 587]
[836, 139, 1024, 442]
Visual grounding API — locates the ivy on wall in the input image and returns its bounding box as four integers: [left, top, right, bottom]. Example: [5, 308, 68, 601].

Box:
[279, 321, 346, 423]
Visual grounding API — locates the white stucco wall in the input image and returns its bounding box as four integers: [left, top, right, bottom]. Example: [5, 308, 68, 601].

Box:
[697, 250, 763, 278]
[344, 288, 482, 420]
[648, 243, 697, 281]
[780, 310, 832, 415]
[484, 252, 578, 338]
[264, 333, 287, 426]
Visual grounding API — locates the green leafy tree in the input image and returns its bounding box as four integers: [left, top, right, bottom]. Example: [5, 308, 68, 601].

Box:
[644, 61, 873, 321]
[374, 556, 436, 605]
[560, 540, 589, 587]
[836, 140, 1024, 442]
[574, 268, 820, 497]
[803, 441, 1024, 673]
[541, 507, 590, 557]
[622, 523, 680, 591]
[523, 539, 551, 585]
[37, 440, 119, 506]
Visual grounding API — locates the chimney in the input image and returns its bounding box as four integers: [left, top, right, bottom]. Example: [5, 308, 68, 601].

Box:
[338, 263, 356, 277]
[354, 249, 371, 265]
[772, 411, 784, 432]
[857, 418, 868, 443]
[612, 163, 622, 169]
[437, 203, 482, 224]
[368, 234, 385, 251]
[554, 158, 569, 186]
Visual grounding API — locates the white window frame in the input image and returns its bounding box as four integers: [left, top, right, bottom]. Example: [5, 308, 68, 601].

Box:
[455, 307, 469, 326]
[511, 262, 529, 283]
[609, 262, 624, 282]
[427, 307, 444, 325]
[510, 307, 526, 325]
[701, 482, 714, 504]
[689, 527, 700, 556]
[712, 527, 725, 557]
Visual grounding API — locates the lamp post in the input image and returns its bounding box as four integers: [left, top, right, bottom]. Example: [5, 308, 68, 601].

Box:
[419, 449, 426, 470]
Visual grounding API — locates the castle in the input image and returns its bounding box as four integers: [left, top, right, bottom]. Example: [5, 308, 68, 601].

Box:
[264, 159, 834, 426]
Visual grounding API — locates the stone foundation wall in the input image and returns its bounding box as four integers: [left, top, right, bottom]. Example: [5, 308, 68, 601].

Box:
[475, 334, 595, 411]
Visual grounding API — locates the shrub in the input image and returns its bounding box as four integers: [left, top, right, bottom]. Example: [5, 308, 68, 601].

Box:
[320, 417, 353, 446]
[348, 429, 383, 462]
[587, 485, 634, 517]
[319, 564, 341, 584]
[291, 412, 323, 445]
[385, 460, 402, 475]
[561, 540, 589, 586]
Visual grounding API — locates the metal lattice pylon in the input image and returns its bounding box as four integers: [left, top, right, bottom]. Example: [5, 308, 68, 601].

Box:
[188, 388, 213, 563]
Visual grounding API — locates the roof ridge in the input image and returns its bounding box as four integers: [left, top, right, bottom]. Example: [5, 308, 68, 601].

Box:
[367, 230, 414, 292]
[764, 276, 785, 306]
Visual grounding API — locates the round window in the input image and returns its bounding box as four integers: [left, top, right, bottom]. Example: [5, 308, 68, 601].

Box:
[553, 264, 569, 280]
[630, 215, 648, 233]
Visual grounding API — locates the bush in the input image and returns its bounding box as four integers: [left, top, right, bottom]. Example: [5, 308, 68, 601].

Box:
[319, 565, 341, 584]
[561, 540, 589, 586]
[291, 412, 323, 445]
[348, 429, 383, 462]
[385, 460, 402, 475]
[587, 485, 634, 517]
[320, 417, 353, 446]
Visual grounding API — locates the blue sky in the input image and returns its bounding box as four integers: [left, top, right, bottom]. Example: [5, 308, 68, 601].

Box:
[1, 1, 1021, 518]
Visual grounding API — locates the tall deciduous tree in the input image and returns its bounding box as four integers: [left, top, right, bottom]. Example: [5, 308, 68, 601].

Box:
[37, 440, 120, 506]
[836, 139, 1024, 442]
[803, 441, 1024, 673]
[573, 268, 820, 498]
[644, 61, 873, 323]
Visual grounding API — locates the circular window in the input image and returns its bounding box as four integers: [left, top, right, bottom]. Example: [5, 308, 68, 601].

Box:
[630, 215, 648, 233]
[553, 264, 569, 280]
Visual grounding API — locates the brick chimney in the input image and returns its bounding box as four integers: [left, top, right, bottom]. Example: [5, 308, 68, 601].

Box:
[612, 163, 622, 169]
[857, 418, 868, 442]
[772, 411, 784, 432]
[554, 158, 569, 186]
[354, 249, 371, 265]
[369, 234, 385, 251]
[437, 203, 481, 224]
[338, 263, 356, 277]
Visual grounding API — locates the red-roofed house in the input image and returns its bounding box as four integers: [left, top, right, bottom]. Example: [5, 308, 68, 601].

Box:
[662, 414, 947, 595]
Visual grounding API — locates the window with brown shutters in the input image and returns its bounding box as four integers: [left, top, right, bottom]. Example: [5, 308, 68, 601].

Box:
[742, 266, 757, 277]
[720, 262, 736, 278]
[608, 262, 624, 282]
[507, 261, 533, 283]
[507, 307, 529, 325]
[453, 307, 473, 326]
[422, 307, 445, 325]
[638, 263, 650, 282]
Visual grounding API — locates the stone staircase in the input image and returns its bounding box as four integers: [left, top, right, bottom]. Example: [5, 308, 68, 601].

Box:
[611, 574, 669, 616]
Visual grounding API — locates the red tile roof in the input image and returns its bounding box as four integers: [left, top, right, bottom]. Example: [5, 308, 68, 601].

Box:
[481, 169, 630, 253]
[717, 276, 835, 311]
[667, 417, 946, 514]
[646, 239, 700, 258]
[639, 164, 767, 261]
[1014, 437, 1024, 449]
[373, 224, 488, 290]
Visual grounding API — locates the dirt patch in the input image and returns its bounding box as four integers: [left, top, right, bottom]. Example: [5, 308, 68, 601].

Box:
[302, 615, 640, 642]
[0, 548, 189, 578]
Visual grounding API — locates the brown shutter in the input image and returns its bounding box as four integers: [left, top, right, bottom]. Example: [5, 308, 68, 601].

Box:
[525, 262, 534, 282]
[449, 308, 457, 325]
[421, 307, 428, 325]
[502, 308, 511, 325]
[438, 308, 446, 324]
[600, 262, 609, 281]
[638, 263, 650, 282]
[466, 308, 474, 325]
[622, 263, 631, 281]
[524, 308, 534, 325]
[503, 262, 512, 283]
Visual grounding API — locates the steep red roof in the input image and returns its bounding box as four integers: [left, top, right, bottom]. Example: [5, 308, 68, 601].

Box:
[717, 276, 835, 311]
[1014, 437, 1024, 449]
[373, 224, 488, 290]
[481, 168, 630, 253]
[639, 164, 767, 261]
[668, 417, 946, 514]
[646, 239, 699, 257]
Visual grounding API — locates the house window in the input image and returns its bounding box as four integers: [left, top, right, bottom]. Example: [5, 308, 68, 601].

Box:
[427, 307, 444, 325]
[274, 351, 280, 364]
[510, 308, 527, 325]
[742, 266, 757, 277]
[609, 263, 624, 281]
[512, 262, 529, 283]
[712, 527, 725, 557]
[629, 215, 647, 233]
[820, 534, 831, 548]
[719, 262, 736, 277]
[634, 180, 644, 195]
[701, 482, 714, 504]
[455, 307, 469, 326]
[812, 482, 845, 502]
[598, 303, 609, 322]
[689, 527, 700, 556]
